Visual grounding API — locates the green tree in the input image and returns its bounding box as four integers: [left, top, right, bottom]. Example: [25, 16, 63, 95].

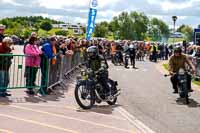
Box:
[109, 17, 120, 39]
[148, 18, 169, 41]
[108, 11, 149, 40]
[94, 22, 108, 37]
[81, 26, 86, 34]
[55, 30, 68, 36]
[22, 28, 32, 38]
[177, 24, 186, 32]
[130, 11, 149, 40]
[177, 25, 193, 41]
[40, 20, 53, 31]
[116, 12, 134, 40]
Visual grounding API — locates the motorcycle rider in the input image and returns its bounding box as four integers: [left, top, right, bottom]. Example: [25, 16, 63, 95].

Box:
[129, 43, 136, 68]
[124, 42, 136, 68]
[115, 42, 124, 64]
[86, 46, 108, 71]
[86, 46, 114, 96]
[169, 46, 196, 93]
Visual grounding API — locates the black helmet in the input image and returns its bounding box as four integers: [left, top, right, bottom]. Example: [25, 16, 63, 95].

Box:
[174, 46, 182, 54]
[87, 46, 98, 58]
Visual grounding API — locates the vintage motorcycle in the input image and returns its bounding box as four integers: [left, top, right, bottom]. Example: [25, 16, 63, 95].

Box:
[165, 68, 190, 104]
[75, 67, 121, 109]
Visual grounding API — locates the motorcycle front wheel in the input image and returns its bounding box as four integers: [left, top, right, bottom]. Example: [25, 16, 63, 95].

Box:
[75, 84, 95, 109]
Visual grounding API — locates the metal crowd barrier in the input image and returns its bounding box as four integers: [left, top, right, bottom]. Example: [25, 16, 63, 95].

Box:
[188, 56, 200, 79]
[47, 51, 86, 91]
[0, 54, 49, 93]
[192, 57, 200, 78]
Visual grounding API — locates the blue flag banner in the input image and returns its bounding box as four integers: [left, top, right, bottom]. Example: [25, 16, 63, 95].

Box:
[86, 0, 98, 40]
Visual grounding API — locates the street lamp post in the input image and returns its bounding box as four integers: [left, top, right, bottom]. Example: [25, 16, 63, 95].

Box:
[172, 16, 178, 44]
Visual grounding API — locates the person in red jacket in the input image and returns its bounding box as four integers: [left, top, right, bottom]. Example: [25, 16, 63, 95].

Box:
[0, 37, 13, 97]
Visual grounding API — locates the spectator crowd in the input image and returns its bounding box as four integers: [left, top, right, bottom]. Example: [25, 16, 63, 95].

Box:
[0, 23, 200, 97]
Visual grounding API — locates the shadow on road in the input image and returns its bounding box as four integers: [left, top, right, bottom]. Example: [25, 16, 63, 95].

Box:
[0, 87, 66, 105]
[77, 104, 122, 115]
[0, 97, 13, 105]
[0, 73, 77, 105]
[176, 98, 200, 108]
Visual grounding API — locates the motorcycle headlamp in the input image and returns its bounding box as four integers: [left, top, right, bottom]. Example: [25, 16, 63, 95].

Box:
[178, 68, 185, 75]
[81, 70, 87, 76]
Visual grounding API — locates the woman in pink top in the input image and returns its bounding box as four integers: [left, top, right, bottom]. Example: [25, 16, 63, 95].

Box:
[25, 36, 42, 95]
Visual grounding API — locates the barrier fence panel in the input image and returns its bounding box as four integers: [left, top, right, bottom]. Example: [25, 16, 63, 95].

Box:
[62, 55, 72, 79]
[47, 52, 84, 88]
[0, 51, 86, 92]
[0, 54, 49, 91]
[48, 55, 62, 86]
[195, 58, 200, 77]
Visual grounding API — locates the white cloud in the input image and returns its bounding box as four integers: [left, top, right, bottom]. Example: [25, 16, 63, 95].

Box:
[0, 0, 200, 27]
[39, 0, 88, 9]
[2, 0, 21, 6]
[161, 1, 192, 11]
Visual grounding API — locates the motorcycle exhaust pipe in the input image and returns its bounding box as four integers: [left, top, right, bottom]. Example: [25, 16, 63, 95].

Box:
[111, 89, 121, 98]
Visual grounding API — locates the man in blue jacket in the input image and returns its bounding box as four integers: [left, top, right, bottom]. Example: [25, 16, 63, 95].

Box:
[40, 37, 57, 95]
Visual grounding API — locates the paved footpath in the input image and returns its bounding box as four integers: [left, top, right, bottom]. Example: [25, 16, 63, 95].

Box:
[0, 73, 148, 133]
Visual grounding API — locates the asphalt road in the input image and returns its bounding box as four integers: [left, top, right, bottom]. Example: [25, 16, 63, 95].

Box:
[109, 60, 200, 133]
[2, 45, 200, 133]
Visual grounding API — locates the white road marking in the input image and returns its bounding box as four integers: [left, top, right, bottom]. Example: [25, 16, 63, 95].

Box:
[9, 105, 132, 133]
[0, 113, 79, 133]
[10, 103, 126, 121]
[142, 69, 148, 72]
[0, 128, 13, 133]
[117, 107, 156, 133]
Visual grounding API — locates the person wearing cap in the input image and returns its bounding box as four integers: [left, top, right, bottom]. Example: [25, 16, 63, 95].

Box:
[0, 24, 6, 43]
[0, 37, 14, 97]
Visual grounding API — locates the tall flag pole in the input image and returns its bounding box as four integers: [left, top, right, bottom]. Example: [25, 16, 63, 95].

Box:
[86, 0, 98, 40]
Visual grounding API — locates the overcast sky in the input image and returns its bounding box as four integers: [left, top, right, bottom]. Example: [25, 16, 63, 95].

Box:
[0, 0, 200, 28]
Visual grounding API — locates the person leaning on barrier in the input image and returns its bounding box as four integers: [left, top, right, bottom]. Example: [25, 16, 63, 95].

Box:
[23, 32, 38, 54]
[0, 37, 14, 97]
[195, 46, 200, 57]
[64, 39, 74, 56]
[25, 36, 42, 95]
[40, 36, 63, 95]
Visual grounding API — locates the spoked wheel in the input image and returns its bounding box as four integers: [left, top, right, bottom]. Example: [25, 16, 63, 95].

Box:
[75, 84, 95, 109]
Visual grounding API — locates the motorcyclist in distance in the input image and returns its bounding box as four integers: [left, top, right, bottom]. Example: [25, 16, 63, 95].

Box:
[169, 46, 196, 93]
